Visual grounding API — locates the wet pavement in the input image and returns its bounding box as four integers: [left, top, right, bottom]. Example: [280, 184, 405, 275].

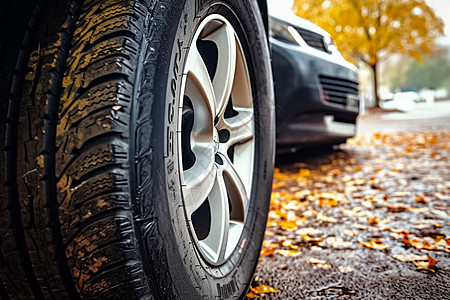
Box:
[250, 103, 450, 299]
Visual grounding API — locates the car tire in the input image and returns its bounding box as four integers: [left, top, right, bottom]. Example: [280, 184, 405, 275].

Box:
[0, 0, 274, 299]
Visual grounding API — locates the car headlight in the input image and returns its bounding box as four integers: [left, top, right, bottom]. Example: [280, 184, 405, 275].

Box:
[323, 35, 335, 53]
[269, 17, 304, 46]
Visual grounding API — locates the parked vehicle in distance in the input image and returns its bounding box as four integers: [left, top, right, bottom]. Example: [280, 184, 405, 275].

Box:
[380, 91, 418, 111]
[0, 0, 274, 298]
[268, 2, 360, 153]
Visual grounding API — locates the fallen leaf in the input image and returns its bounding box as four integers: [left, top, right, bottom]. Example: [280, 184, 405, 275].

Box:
[281, 240, 299, 249]
[250, 285, 279, 295]
[415, 196, 427, 204]
[266, 221, 278, 227]
[338, 266, 355, 273]
[279, 221, 297, 231]
[260, 248, 275, 256]
[343, 229, 356, 236]
[307, 258, 326, 264]
[392, 254, 428, 262]
[368, 216, 379, 224]
[246, 291, 259, 298]
[296, 228, 321, 235]
[317, 213, 337, 223]
[326, 237, 352, 247]
[319, 198, 338, 207]
[262, 241, 278, 248]
[277, 249, 302, 257]
[414, 255, 438, 272]
[298, 168, 311, 177]
[410, 238, 438, 250]
[387, 205, 408, 213]
[300, 234, 323, 242]
[316, 263, 332, 269]
[359, 240, 389, 250]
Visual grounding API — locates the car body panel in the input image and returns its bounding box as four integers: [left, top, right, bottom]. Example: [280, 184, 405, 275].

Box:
[268, 6, 360, 152]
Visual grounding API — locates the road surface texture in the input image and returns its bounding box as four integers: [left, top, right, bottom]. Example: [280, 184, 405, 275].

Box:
[250, 101, 450, 299]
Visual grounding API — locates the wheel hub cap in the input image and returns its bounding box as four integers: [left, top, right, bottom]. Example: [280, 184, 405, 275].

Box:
[177, 14, 255, 265]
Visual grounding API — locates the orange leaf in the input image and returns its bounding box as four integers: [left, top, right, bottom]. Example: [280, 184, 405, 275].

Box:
[414, 255, 438, 272]
[250, 285, 279, 294]
[298, 168, 311, 176]
[260, 248, 275, 256]
[369, 216, 379, 224]
[427, 254, 437, 268]
[279, 221, 298, 231]
[246, 291, 259, 298]
[415, 196, 427, 204]
[359, 240, 389, 250]
[410, 239, 438, 250]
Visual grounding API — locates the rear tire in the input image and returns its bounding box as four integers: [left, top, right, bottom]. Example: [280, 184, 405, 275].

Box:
[0, 0, 274, 299]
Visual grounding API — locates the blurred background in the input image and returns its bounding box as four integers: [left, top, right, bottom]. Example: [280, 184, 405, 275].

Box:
[270, 0, 450, 112]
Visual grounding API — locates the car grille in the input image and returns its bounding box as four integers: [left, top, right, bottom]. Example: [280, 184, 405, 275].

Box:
[295, 28, 329, 53]
[319, 75, 359, 107]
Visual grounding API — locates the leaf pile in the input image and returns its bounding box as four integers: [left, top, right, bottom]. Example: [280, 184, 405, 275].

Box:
[250, 129, 450, 298]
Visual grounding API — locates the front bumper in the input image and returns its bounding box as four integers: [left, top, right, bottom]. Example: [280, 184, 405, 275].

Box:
[271, 38, 359, 148]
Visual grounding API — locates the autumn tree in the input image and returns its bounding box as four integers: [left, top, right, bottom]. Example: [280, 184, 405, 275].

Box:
[292, 0, 445, 107]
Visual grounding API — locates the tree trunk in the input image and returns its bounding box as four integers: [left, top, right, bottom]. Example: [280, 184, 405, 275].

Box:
[371, 63, 380, 107]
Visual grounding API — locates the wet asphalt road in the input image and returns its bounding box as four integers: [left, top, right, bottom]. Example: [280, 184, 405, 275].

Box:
[251, 101, 450, 299]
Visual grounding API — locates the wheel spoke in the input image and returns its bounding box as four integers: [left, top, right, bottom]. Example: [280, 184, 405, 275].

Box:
[218, 153, 248, 216]
[204, 22, 237, 117]
[184, 44, 216, 118]
[182, 151, 216, 217]
[200, 171, 230, 262]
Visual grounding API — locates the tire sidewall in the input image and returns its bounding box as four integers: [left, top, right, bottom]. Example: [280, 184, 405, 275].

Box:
[144, 0, 274, 298]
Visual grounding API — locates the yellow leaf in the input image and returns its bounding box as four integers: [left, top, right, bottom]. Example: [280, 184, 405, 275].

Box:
[250, 285, 279, 294]
[298, 168, 311, 176]
[359, 240, 389, 250]
[281, 240, 299, 249]
[279, 221, 298, 231]
[277, 249, 302, 257]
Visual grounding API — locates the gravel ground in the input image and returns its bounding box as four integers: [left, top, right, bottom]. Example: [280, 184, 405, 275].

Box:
[251, 127, 450, 299]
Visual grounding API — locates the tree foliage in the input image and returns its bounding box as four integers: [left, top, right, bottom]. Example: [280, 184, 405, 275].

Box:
[292, 0, 445, 106]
